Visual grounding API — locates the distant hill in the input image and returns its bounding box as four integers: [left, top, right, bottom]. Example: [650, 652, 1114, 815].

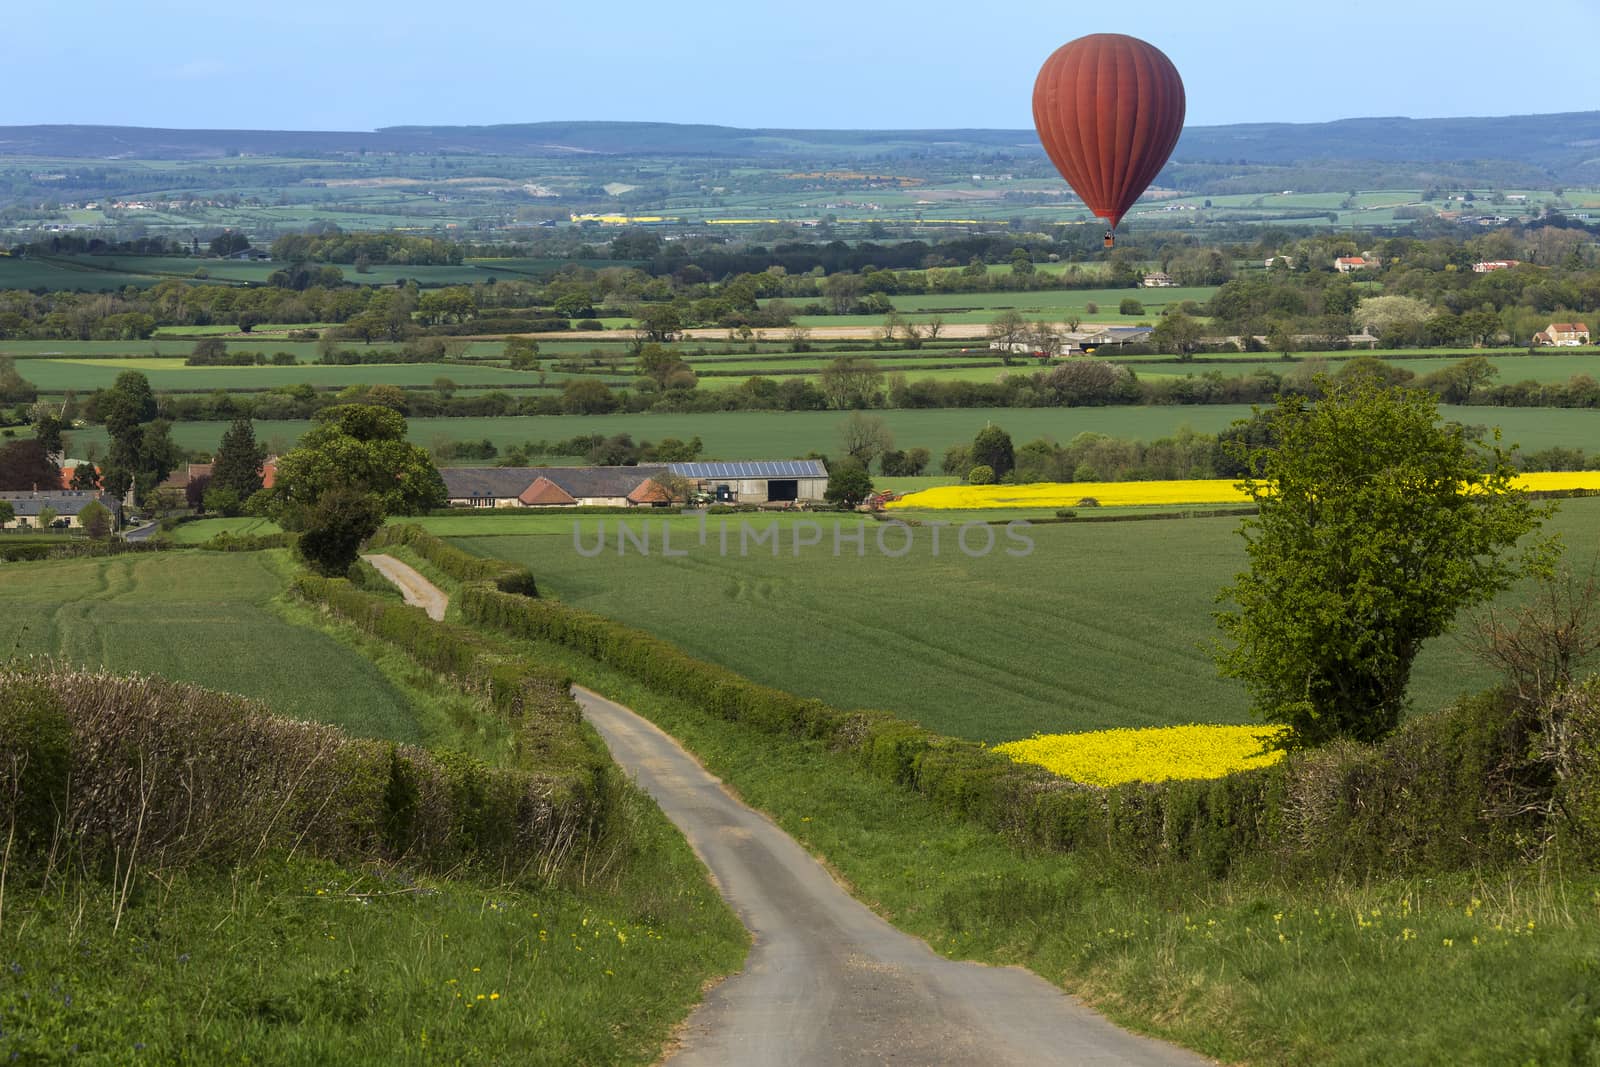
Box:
[3, 113, 1599, 179]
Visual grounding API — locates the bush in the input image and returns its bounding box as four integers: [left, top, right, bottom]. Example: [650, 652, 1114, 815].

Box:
[0, 676, 72, 847]
[0, 661, 604, 881]
[967, 464, 995, 485]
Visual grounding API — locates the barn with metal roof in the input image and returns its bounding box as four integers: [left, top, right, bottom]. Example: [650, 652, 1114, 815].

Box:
[667, 460, 828, 504]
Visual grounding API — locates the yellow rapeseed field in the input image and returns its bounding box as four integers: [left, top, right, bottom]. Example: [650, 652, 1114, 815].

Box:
[993, 724, 1286, 787]
[888, 471, 1600, 511]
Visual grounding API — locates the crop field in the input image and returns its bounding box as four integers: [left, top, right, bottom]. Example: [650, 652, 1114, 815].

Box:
[57, 403, 1600, 463]
[17, 356, 549, 393]
[444, 498, 1600, 741]
[0, 550, 421, 739]
[1129, 351, 1600, 385]
[783, 286, 1216, 328]
[0, 256, 172, 291]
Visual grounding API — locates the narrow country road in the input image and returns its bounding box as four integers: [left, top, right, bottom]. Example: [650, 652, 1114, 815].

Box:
[574, 685, 1214, 1067]
[361, 553, 447, 621]
[366, 562, 1213, 1066]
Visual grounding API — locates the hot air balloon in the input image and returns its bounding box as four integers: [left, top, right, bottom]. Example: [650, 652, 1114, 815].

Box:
[1032, 34, 1186, 248]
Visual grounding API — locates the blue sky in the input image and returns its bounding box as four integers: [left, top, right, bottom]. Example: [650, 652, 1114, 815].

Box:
[9, 0, 1595, 131]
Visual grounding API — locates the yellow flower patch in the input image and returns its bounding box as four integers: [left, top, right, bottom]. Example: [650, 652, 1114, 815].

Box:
[993, 724, 1286, 787]
[887, 471, 1600, 511]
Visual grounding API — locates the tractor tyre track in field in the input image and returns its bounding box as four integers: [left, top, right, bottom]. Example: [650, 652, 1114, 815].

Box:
[370, 562, 1213, 1066]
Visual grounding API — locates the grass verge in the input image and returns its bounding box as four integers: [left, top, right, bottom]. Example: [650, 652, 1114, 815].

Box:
[0, 789, 746, 1065]
[499, 632, 1600, 1066]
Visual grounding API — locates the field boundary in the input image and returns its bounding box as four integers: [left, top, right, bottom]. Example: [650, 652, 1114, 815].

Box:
[377, 513, 1595, 880]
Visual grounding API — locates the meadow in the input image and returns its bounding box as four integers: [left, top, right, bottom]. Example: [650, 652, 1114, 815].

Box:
[441, 497, 1600, 741]
[52, 403, 1600, 465]
[0, 549, 421, 739]
[16, 356, 550, 393]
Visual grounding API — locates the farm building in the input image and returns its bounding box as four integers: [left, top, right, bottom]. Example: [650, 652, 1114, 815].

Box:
[1334, 256, 1379, 273]
[1534, 322, 1590, 347]
[0, 490, 121, 530]
[1140, 271, 1177, 288]
[441, 461, 830, 509]
[669, 460, 829, 504]
[442, 467, 671, 508]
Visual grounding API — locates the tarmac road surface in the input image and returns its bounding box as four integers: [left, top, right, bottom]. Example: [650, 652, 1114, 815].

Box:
[360, 553, 447, 621]
[361, 558, 1215, 1066]
[573, 685, 1215, 1067]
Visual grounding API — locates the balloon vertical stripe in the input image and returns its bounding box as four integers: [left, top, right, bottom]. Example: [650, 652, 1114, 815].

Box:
[1032, 34, 1186, 232]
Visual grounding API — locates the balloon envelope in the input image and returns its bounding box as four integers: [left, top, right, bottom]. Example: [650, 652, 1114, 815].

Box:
[1032, 34, 1186, 231]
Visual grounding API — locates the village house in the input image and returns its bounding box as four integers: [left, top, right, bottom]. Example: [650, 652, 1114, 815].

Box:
[1472, 260, 1521, 273]
[1533, 322, 1591, 347]
[0, 490, 121, 530]
[1334, 256, 1379, 273]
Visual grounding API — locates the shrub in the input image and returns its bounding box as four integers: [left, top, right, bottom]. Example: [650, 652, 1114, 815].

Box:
[0, 662, 603, 881]
[967, 464, 995, 485]
[0, 676, 72, 847]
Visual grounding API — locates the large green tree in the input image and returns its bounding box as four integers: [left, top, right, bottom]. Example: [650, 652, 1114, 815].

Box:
[210, 417, 266, 502]
[1215, 376, 1551, 748]
[262, 404, 445, 524]
[95, 371, 160, 501]
[971, 424, 1015, 480]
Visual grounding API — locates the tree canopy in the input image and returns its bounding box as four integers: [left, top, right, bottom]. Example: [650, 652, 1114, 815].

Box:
[1215, 376, 1551, 748]
[0, 440, 60, 492]
[262, 404, 445, 525]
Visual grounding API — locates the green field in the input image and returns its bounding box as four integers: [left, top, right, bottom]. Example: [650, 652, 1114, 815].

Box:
[57, 403, 1600, 464]
[444, 498, 1600, 742]
[17, 356, 549, 393]
[0, 550, 422, 739]
[784, 286, 1216, 328]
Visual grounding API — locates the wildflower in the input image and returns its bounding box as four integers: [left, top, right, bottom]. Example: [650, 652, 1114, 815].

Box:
[490, 993, 500, 1001]
[1443, 938, 1453, 947]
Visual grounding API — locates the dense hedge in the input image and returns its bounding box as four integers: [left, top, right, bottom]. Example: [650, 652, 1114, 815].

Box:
[0, 662, 603, 882]
[461, 582, 1597, 879]
[195, 530, 296, 552]
[0, 538, 172, 562]
[369, 524, 538, 596]
[292, 575, 602, 793]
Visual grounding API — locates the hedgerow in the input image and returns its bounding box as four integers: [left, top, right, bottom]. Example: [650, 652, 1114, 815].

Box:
[458, 578, 1600, 880]
[0, 661, 603, 883]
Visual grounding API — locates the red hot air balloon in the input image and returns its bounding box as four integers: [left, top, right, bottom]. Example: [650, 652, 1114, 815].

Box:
[1032, 34, 1186, 247]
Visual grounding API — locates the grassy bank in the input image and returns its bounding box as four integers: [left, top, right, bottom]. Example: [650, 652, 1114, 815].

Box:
[497, 635, 1600, 1066]
[0, 550, 748, 1064]
[0, 796, 745, 1065]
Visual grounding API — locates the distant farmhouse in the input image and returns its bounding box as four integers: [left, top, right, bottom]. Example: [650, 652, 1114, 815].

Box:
[1140, 271, 1177, 288]
[989, 325, 1153, 358]
[441, 461, 829, 509]
[0, 490, 121, 530]
[1533, 322, 1590, 347]
[1334, 256, 1379, 273]
[1472, 260, 1521, 273]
